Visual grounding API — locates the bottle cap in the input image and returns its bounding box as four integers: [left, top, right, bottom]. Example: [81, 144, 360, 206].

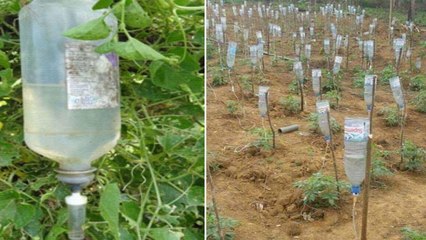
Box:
[351, 185, 361, 196]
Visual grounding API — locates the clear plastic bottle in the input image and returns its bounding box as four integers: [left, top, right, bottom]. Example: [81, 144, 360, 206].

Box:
[316, 100, 330, 141]
[312, 69, 321, 97]
[390, 76, 405, 109]
[250, 45, 258, 66]
[293, 61, 304, 82]
[324, 38, 330, 55]
[364, 75, 375, 111]
[258, 86, 269, 117]
[19, 0, 120, 172]
[333, 56, 343, 74]
[344, 117, 369, 195]
[226, 42, 237, 69]
[215, 24, 224, 44]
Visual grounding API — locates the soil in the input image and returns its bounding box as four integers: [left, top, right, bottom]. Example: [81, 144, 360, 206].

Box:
[207, 5, 426, 240]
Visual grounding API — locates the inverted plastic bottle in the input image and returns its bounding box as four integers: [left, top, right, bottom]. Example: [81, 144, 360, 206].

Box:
[258, 86, 269, 118]
[344, 117, 369, 195]
[364, 75, 376, 111]
[316, 100, 331, 141]
[389, 76, 405, 110]
[19, 0, 120, 179]
[249, 45, 258, 66]
[312, 69, 321, 97]
[226, 42, 237, 69]
[333, 56, 343, 74]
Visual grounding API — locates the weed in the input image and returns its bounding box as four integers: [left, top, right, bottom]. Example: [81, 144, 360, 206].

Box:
[225, 100, 240, 116]
[409, 75, 426, 91]
[401, 140, 426, 171]
[307, 113, 341, 134]
[294, 172, 350, 208]
[323, 90, 341, 109]
[411, 90, 426, 113]
[401, 227, 426, 240]
[378, 107, 403, 127]
[280, 96, 301, 114]
[380, 65, 397, 85]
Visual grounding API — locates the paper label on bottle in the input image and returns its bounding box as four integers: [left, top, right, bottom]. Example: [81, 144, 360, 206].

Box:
[65, 43, 119, 110]
[344, 120, 367, 142]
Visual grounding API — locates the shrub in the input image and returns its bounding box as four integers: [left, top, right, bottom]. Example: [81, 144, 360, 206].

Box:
[307, 113, 341, 134]
[294, 172, 350, 208]
[401, 140, 426, 171]
[412, 90, 426, 113]
[380, 65, 397, 85]
[225, 100, 239, 116]
[409, 75, 426, 91]
[323, 90, 341, 109]
[378, 107, 402, 127]
[280, 96, 301, 114]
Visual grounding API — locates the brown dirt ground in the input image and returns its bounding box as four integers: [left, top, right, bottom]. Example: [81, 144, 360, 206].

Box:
[207, 6, 426, 240]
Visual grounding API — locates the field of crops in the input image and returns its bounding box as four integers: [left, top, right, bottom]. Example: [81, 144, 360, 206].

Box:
[206, 2, 426, 239]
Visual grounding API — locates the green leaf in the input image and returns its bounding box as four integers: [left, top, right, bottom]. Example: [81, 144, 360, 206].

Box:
[92, 0, 113, 10]
[150, 61, 199, 91]
[14, 203, 36, 228]
[0, 50, 10, 69]
[112, 38, 168, 61]
[150, 228, 184, 240]
[187, 186, 203, 207]
[120, 201, 139, 227]
[0, 200, 16, 224]
[157, 134, 185, 153]
[46, 226, 67, 240]
[100, 183, 121, 240]
[64, 16, 111, 40]
[0, 68, 13, 97]
[124, 0, 151, 29]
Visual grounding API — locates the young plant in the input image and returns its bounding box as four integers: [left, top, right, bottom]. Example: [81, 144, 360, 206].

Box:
[250, 128, 273, 151]
[409, 75, 426, 91]
[294, 172, 350, 208]
[280, 96, 301, 114]
[323, 90, 341, 109]
[378, 107, 403, 127]
[322, 70, 342, 93]
[307, 113, 341, 134]
[401, 140, 426, 171]
[225, 100, 240, 116]
[411, 90, 426, 113]
[352, 68, 372, 88]
[288, 79, 299, 94]
[207, 207, 239, 240]
[380, 64, 397, 85]
[211, 68, 227, 87]
[371, 146, 393, 186]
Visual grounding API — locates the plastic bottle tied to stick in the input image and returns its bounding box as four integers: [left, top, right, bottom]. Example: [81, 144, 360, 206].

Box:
[389, 76, 405, 110]
[344, 117, 370, 196]
[364, 75, 376, 111]
[293, 61, 304, 83]
[316, 100, 331, 141]
[215, 24, 224, 44]
[249, 45, 258, 66]
[312, 69, 322, 98]
[226, 42, 237, 69]
[333, 56, 343, 74]
[258, 86, 269, 118]
[324, 38, 331, 55]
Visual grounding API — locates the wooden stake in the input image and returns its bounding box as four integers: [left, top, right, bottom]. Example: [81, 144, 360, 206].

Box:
[327, 111, 340, 194]
[361, 134, 373, 240]
[265, 92, 276, 149]
[299, 79, 305, 112]
[207, 167, 225, 240]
